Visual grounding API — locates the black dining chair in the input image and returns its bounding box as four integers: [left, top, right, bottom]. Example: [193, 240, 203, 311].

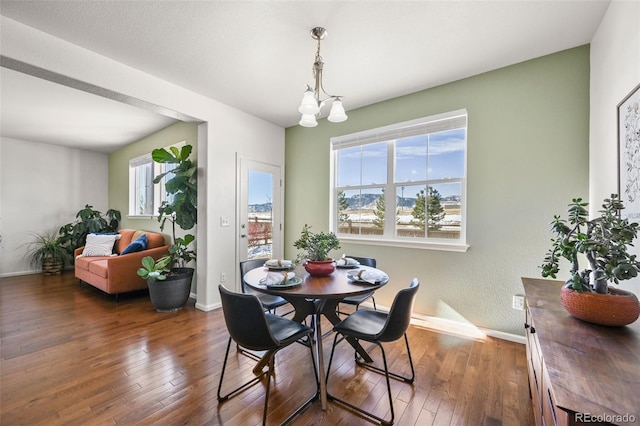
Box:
[337, 255, 378, 316]
[239, 259, 293, 315]
[217, 285, 318, 426]
[326, 278, 419, 426]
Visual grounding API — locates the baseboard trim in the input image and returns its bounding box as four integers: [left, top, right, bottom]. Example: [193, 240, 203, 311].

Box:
[411, 312, 525, 344]
[0, 270, 41, 278]
[358, 300, 525, 344]
[195, 301, 221, 311]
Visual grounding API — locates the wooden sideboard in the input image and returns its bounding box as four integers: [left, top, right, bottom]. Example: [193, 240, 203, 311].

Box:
[522, 278, 640, 426]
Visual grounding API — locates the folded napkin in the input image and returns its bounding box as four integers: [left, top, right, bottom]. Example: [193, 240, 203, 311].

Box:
[348, 269, 386, 284]
[264, 259, 293, 268]
[263, 271, 295, 285]
[336, 256, 359, 266]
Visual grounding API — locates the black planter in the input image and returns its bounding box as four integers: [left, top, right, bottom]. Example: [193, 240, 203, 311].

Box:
[147, 267, 194, 312]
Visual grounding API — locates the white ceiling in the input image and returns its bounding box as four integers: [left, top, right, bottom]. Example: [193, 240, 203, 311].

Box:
[0, 1, 611, 153]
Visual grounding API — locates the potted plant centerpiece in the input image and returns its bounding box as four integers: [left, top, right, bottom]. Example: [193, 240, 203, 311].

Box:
[540, 194, 640, 326]
[24, 231, 70, 275]
[293, 224, 341, 276]
[138, 144, 197, 312]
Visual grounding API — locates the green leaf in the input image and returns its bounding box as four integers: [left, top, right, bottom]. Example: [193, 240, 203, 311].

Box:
[141, 256, 155, 270]
[152, 148, 178, 164]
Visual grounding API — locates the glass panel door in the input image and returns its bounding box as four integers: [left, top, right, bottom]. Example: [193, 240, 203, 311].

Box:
[239, 158, 282, 262]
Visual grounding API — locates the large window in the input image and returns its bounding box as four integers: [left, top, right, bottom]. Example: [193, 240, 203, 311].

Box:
[128, 141, 183, 217]
[331, 110, 467, 251]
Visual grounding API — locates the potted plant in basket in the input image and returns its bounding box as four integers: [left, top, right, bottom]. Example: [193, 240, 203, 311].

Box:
[137, 144, 197, 312]
[293, 224, 341, 276]
[24, 231, 70, 275]
[540, 194, 640, 326]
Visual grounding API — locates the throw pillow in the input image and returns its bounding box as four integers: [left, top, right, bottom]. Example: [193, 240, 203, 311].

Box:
[121, 234, 148, 255]
[79, 233, 121, 257]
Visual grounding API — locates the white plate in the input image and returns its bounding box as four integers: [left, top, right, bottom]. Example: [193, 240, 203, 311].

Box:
[336, 263, 360, 269]
[260, 276, 302, 289]
[347, 272, 387, 285]
[264, 265, 294, 271]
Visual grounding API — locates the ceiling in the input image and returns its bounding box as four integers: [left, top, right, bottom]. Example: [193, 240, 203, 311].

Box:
[0, 1, 611, 153]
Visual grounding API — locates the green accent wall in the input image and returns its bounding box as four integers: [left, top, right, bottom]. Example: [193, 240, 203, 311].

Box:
[108, 121, 199, 235]
[285, 46, 590, 335]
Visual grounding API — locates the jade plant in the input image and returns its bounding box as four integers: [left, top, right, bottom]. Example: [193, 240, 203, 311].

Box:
[293, 224, 341, 262]
[540, 194, 640, 293]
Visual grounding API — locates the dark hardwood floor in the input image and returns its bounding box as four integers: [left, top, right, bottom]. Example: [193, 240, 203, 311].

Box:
[0, 272, 534, 425]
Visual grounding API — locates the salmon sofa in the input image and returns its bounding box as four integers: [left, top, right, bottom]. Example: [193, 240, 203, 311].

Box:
[74, 229, 169, 295]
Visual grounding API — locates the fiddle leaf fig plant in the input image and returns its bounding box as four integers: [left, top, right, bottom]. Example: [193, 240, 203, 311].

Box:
[151, 144, 197, 268]
[540, 194, 640, 294]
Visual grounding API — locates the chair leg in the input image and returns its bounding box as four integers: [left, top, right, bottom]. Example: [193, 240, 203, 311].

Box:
[326, 334, 396, 425]
[281, 332, 320, 425]
[217, 337, 267, 402]
[355, 333, 415, 383]
[262, 358, 272, 426]
[220, 335, 318, 426]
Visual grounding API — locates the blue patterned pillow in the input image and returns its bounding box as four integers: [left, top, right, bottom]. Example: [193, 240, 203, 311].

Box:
[121, 234, 148, 255]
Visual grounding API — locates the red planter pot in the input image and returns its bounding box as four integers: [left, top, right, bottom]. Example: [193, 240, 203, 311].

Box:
[304, 260, 335, 276]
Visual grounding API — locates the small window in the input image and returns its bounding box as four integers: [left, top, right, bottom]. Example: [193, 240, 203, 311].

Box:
[128, 141, 185, 217]
[129, 154, 155, 216]
[331, 110, 468, 251]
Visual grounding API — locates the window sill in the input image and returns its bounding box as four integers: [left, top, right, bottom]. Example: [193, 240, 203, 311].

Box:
[337, 235, 469, 252]
[127, 215, 157, 220]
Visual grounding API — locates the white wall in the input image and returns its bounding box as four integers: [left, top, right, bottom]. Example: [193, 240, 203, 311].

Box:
[0, 137, 108, 276]
[590, 0, 640, 296]
[0, 17, 285, 309]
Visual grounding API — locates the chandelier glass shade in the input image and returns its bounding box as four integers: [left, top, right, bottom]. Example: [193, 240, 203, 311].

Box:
[298, 27, 347, 127]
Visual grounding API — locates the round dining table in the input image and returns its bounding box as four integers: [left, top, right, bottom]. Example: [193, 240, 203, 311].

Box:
[243, 262, 389, 410]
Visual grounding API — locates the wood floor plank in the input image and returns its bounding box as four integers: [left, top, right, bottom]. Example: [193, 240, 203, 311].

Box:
[1, 272, 534, 425]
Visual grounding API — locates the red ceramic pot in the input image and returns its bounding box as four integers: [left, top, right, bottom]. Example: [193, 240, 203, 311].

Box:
[304, 260, 335, 276]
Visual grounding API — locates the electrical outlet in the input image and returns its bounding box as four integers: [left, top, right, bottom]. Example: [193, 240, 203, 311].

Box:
[220, 272, 227, 283]
[512, 295, 525, 310]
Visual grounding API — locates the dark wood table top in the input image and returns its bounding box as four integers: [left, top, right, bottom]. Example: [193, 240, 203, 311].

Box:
[243, 263, 389, 299]
[522, 277, 640, 419]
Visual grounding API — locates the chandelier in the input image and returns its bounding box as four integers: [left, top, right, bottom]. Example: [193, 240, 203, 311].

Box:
[298, 27, 348, 127]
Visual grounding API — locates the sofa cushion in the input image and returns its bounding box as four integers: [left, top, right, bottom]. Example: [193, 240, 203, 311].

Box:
[115, 229, 136, 253]
[79, 233, 120, 257]
[145, 233, 166, 249]
[121, 234, 148, 255]
[75, 256, 93, 271]
[88, 259, 109, 278]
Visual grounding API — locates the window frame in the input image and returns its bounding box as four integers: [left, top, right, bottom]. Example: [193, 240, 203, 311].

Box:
[128, 141, 186, 219]
[330, 110, 469, 252]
